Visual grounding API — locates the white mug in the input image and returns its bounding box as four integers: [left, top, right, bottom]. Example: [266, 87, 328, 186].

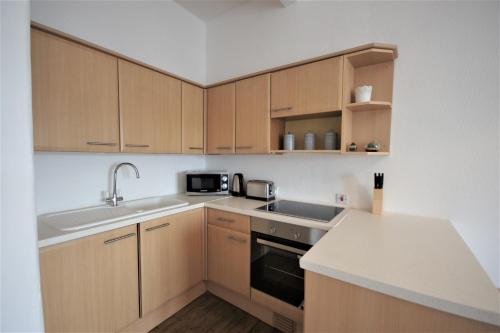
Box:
[355, 85, 373, 103]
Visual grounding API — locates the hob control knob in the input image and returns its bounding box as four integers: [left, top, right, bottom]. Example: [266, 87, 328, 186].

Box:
[294, 232, 301, 240]
[270, 226, 277, 234]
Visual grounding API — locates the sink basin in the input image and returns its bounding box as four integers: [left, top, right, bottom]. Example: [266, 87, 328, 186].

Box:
[42, 205, 135, 231]
[123, 197, 188, 214]
[40, 196, 189, 232]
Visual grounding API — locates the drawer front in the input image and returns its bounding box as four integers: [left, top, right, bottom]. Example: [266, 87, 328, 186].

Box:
[207, 208, 250, 234]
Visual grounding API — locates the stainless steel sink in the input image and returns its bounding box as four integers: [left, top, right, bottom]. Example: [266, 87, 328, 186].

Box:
[40, 196, 189, 231]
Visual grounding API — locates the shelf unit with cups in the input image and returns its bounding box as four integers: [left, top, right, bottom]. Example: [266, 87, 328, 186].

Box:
[270, 47, 396, 155]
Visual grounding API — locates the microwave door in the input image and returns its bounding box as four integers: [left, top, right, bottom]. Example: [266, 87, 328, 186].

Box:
[187, 174, 220, 193]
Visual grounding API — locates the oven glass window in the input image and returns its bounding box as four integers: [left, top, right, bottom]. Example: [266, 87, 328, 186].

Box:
[251, 233, 310, 307]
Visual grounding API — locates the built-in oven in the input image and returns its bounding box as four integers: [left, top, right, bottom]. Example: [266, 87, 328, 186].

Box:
[250, 217, 327, 308]
[185, 170, 229, 195]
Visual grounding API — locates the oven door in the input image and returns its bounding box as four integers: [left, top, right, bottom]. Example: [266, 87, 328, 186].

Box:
[186, 174, 221, 194]
[251, 232, 311, 308]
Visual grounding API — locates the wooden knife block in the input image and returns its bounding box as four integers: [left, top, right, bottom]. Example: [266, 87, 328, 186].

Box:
[372, 189, 384, 215]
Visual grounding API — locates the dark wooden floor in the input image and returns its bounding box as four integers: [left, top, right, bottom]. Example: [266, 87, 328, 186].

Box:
[150, 292, 281, 333]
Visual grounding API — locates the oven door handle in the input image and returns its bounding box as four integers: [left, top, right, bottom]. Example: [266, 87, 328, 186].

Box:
[256, 238, 307, 255]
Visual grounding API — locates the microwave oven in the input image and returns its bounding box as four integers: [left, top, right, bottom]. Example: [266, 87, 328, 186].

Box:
[185, 171, 229, 195]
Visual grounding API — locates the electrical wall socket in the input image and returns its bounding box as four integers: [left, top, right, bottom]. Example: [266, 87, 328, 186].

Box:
[335, 193, 348, 205]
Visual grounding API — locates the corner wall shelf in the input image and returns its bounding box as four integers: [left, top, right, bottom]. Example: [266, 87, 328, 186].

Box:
[270, 150, 341, 155]
[342, 151, 389, 156]
[345, 101, 392, 112]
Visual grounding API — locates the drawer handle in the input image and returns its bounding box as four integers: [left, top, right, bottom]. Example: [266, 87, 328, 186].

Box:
[189, 147, 204, 150]
[125, 143, 150, 148]
[236, 146, 253, 149]
[104, 232, 136, 245]
[216, 217, 235, 223]
[228, 235, 246, 243]
[216, 146, 232, 150]
[271, 107, 293, 112]
[145, 222, 170, 232]
[87, 141, 118, 146]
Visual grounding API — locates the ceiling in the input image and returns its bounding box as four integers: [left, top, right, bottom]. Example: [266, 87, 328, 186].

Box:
[175, 0, 291, 23]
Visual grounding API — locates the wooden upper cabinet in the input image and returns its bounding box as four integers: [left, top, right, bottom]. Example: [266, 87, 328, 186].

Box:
[235, 74, 271, 154]
[182, 82, 204, 154]
[31, 28, 120, 152]
[39, 225, 139, 332]
[119, 60, 181, 153]
[140, 209, 204, 316]
[207, 83, 235, 154]
[271, 57, 343, 118]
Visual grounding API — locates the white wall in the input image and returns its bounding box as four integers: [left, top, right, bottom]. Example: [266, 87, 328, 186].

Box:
[206, 1, 500, 286]
[35, 153, 204, 214]
[1, 1, 45, 331]
[31, 0, 207, 83]
[30, 1, 207, 214]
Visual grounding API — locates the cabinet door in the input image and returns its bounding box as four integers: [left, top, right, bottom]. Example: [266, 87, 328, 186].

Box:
[182, 82, 204, 154]
[235, 74, 270, 154]
[168, 208, 204, 298]
[207, 224, 250, 297]
[271, 57, 343, 118]
[140, 209, 204, 315]
[140, 216, 171, 315]
[31, 28, 120, 152]
[207, 83, 235, 154]
[39, 225, 139, 332]
[119, 60, 181, 153]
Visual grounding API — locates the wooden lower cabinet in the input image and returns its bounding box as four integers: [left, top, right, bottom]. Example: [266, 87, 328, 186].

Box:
[207, 224, 250, 298]
[39, 225, 139, 332]
[304, 271, 500, 333]
[140, 208, 204, 315]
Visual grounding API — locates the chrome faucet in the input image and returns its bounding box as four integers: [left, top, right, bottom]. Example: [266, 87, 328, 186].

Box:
[106, 162, 140, 206]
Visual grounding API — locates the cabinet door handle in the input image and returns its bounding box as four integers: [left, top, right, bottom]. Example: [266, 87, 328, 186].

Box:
[189, 147, 203, 150]
[228, 235, 246, 243]
[125, 144, 150, 148]
[271, 107, 293, 112]
[236, 146, 253, 149]
[145, 222, 170, 232]
[216, 217, 235, 223]
[104, 232, 136, 245]
[87, 141, 118, 146]
[216, 146, 232, 150]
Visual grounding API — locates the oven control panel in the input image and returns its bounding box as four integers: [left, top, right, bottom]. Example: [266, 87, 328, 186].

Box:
[250, 217, 326, 246]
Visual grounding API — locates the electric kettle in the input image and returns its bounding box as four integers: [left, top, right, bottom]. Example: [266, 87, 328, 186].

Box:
[231, 173, 245, 196]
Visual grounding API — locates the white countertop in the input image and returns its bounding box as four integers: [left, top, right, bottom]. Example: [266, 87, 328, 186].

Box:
[300, 209, 500, 326]
[37, 194, 228, 247]
[38, 195, 500, 326]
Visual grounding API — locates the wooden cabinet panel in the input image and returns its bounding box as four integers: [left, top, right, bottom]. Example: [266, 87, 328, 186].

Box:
[140, 216, 172, 315]
[39, 225, 139, 332]
[168, 208, 204, 298]
[31, 28, 120, 152]
[207, 224, 250, 297]
[140, 209, 204, 315]
[182, 82, 204, 154]
[207, 208, 250, 234]
[271, 57, 343, 118]
[119, 60, 181, 153]
[235, 74, 271, 154]
[207, 83, 235, 154]
[304, 271, 499, 333]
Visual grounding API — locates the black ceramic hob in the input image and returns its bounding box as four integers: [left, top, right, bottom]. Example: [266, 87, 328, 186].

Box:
[255, 200, 344, 223]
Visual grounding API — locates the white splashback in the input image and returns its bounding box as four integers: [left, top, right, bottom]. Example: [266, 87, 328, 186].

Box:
[34, 153, 205, 214]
